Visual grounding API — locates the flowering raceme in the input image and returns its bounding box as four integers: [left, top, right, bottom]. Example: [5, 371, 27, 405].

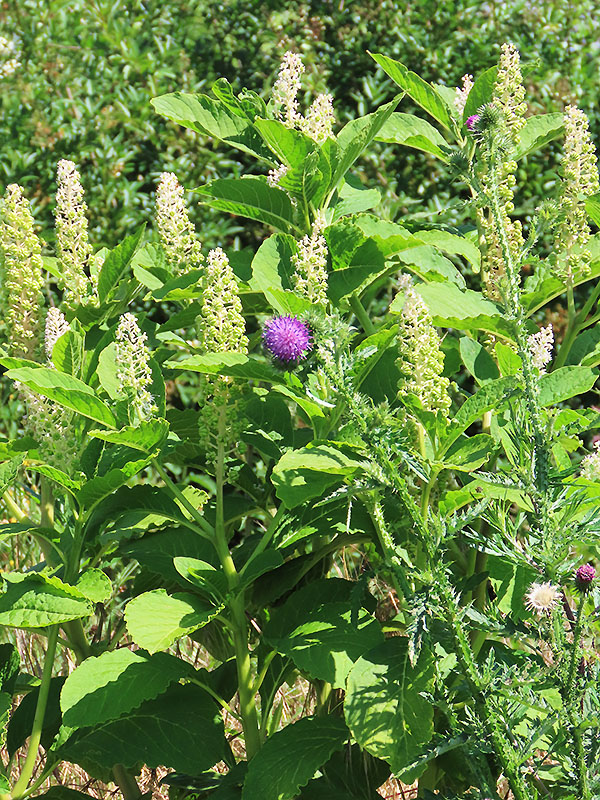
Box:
[454, 74, 473, 116]
[527, 324, 554, 373]
[115, 313, 156, 422]
[292, 215, 329, 306]
[155, 172, 203, 273]
[199, 248, 248, 355]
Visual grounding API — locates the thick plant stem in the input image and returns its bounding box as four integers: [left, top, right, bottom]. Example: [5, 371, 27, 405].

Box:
[214, 408, 261, 760]
[112, 764, 142, 800]
[10, 626, 60, 800]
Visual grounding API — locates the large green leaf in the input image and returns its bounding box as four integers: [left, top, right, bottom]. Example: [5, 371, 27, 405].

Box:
[97, 226, 144, 303]
[449, 377, 518, 440]
[538, 366, 597, 406]
[345, 639, 435, 776]
[57, 683, 226, 777]
[297, 745, 389, 800]
[196, 178, 299, 233]
[513, 113, 564, 160]
[166, 352, 281, 383]
[124, 589, 222, 653]
[89, 419, 169, 453]
[249, 233, 296, 295]
[152, 91, 272, 161]
[120, 526, 217, 586]
[462, 65, 497, 121]
[370, 54, 452, 129]
[375, 112, 449, 159]
[61, 649, 192, 729]
[7, 676, 65, 756]
[0, 573, 93, 628]
[4, 367, 117, 428]
[242, 716, 348, 800]
[264, 579, 383, 688]
[329, 99, 399, 190]
[271, 443, 365, 508]
[76, 456, 154, 511]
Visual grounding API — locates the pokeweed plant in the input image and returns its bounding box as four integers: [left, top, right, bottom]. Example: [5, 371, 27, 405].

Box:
[0, 43, 599, 800]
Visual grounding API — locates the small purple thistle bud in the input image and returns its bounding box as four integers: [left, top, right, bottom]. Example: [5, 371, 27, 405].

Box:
[263, 315, 312, 364]
[575, 563, 596, 590]
[466, 114, 480, 131]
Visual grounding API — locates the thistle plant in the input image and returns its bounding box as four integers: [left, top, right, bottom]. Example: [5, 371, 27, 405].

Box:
[54, 159, 96, 306]
[155, 171, 203, 273]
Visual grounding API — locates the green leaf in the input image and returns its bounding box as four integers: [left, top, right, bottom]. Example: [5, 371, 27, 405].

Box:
[75, 570, 112, 603]
[173, 557, 228, 602]
[8, 676, 65, 756]
[0, 573, 93, 628]
[89, 419, 169, 453]
[538, 366, 597, 406]
[166, 352, 281, 383]
[5, 367, 117, 428]
[462, 65, 497, 121]
[298, 745, 389, 800]
[566, 326, 600, 367]
[375, 112, 449, 159]
[330, 98, 400, 188]
[29, 790, 96, 800]
[0, 457, 23, 495]
[76, 456, 154, 511]
[51, 329, 84, 376]
[61, 649, 192, 729]
[370, 54, 452, 129]
[151, 92, 272, 161]
[495, 341, 522, 376]
[97, 226, 144, 303]
[459, 337, 499, 385]
[196, 178, 298, 233]
[0, 644, 19, 694]
[333, 184, 381, 221]
[125, 589, 222, 653]
[513, 113, 564, 160]
[450, 377, 518, 438]
[345, 639, 435, 776]
[412, 229, 481, 271]
[249, 233, 296, 295]
[119, 526, 217, 585]
[242, 716, 349, 800]
[586, 193, 600, 227]
[264, 579, 383, 688]
[272, 443, 364, 508]
[57, 683, 225, 777]
[440, 433, 495, 471]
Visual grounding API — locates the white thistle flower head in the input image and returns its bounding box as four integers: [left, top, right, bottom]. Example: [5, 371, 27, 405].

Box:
[292, 218, 329, 306]
[200, 248, 248, 354]
[55, 159, 95, 306]
[396, 275, 451, 417]
[155, 172, 203, 273]
[115, 313, 156, 422]
[581, 440, 600, 481]
[454, 74, 474, 116]
[299, 93, 335, 143]
[0, 184, 45, 359]
[527, 324, 553, 373]
[273, 51, 305, 127]
[524, 581, 561, 616]
[267, 163, 288, 188]
[44, 308, 70, 362]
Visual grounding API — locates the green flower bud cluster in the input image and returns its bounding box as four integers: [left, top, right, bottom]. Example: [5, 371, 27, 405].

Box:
[155, 172, 204, 274]
[395, 275, 451, 418]
[292, 215, 329, 306]
[0, 184, 45, 360]
[54, 160, 97, 306]
[115, 313, 157, 423]
[555, 106, 599, 280]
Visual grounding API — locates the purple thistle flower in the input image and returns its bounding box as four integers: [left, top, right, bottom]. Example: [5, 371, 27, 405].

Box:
[263, 315, 312, 364]
[466, 114, 480, 131]
[575, 563, 596, 590]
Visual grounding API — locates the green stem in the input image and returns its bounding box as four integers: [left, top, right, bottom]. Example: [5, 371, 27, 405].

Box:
[112, 764, 142, 800]
[566, 593, 586, 702]
[349, 293, 376, 336]
[153, 460, 214, 539]
[10, 626, 60, 800]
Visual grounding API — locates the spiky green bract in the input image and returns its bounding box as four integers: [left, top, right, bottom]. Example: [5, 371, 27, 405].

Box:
[0, 184, 44, 360]
[115, 312, 157, 423]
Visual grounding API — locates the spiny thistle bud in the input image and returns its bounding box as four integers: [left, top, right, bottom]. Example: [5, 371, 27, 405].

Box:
[155, 172, 203, 274]
[575, 564, 595, 590]
[299, 94, 335, 143]
[527, 324, 553, 373]
[44, 307, 70, 362]
[199, 248, 248, 354]
[272, 51, 305, 128]
[0, 184, 45, 359]
[54, 159, 96, 306]
[395, 275, 451, 417]
[292, 215, 329, 305]
[555, 106, 599, 280]
[263, 315, 312, 364]
[466, 114, 480, 131]
[454, 74, 474, 117]
[524, 581, 561, 616]
[492, 42, 527, 140]
[581, 441, 600, 481]
[115, 313, 156, 422]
